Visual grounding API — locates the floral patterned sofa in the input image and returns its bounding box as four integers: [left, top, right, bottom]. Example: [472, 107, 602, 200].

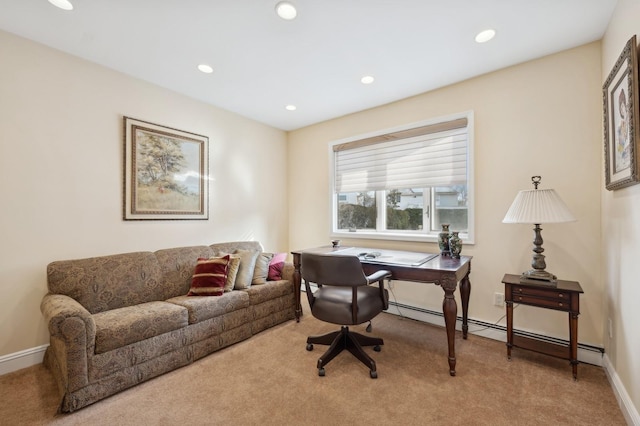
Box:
[40, 241, 295, 412]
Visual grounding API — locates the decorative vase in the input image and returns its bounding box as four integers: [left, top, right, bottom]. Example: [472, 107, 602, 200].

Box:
[438, 224, 451, 256]
[449, 231, 462, 259]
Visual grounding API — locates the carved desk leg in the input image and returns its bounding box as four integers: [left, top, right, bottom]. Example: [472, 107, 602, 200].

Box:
[460, 271, 471, 339]
[441, 275, 458, 376]
[292, 253, 302, 322]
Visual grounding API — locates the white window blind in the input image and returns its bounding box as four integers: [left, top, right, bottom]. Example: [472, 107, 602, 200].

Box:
[334, 118, 468, 193]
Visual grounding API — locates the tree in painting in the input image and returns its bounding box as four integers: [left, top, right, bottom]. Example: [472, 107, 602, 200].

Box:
[135, 131, 200, 211]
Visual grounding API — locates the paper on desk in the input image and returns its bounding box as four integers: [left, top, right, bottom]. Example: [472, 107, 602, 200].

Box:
[328, 247, 437, 266]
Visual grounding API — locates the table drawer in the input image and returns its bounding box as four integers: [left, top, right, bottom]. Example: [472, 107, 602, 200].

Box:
[513, 293, 571, 310]
[512, 286, 571, 300]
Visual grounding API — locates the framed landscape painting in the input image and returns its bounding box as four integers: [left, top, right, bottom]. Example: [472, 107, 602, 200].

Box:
[603, 35, 640, 191]
[123, 117, 209, 220]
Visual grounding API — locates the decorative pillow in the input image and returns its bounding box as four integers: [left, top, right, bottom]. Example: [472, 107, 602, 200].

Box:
[252, 252, 274, 285]
[225, 255, 241, 292]
[188, 255, 230, 296]
[233, 249, 260, 289]
[268, 253, 287, 281]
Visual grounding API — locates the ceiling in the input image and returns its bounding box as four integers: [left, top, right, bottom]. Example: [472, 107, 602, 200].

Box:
[0, 1, 617, 131]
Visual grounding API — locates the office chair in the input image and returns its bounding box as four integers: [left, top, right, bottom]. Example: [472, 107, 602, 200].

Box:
[301, 252, 391, 378]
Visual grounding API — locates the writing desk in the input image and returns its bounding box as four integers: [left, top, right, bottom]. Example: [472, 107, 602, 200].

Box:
[291, 246, 472, 376]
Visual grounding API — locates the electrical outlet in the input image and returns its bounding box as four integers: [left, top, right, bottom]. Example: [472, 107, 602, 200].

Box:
[608, 318, 613, 339]
[388, 281, 394, 289]
[494, 292, 504, 306]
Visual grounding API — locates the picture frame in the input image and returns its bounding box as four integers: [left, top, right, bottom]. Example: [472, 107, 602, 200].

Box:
[604, 35, 640, 191]
[123, 117, 209, 220]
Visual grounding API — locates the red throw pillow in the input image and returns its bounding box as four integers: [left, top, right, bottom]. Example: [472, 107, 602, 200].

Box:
[267, 253, 287, 281]
[188, 255, 230, 296]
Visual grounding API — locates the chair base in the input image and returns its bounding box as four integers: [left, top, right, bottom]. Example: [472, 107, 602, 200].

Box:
[306, 326, 383, 378]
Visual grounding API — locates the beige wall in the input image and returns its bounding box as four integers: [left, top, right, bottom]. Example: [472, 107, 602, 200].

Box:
[601, 0, 640, 417]
[289, 43, 603, 346]
[0, 30, 289, 356]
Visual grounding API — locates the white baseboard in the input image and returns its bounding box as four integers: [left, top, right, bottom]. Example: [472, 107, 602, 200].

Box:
[0, 344, 48, 376]
[603, 354, 640, 426]
[385, 302, 603, 366]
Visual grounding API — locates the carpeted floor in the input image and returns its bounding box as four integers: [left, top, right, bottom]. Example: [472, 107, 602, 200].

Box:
[0, 306, 626, 425]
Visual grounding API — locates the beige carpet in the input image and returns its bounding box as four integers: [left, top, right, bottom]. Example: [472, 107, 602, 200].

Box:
[0, 306, 626, 425]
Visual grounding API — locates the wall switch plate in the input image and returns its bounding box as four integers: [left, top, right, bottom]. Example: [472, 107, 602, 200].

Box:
[494, 292, 504, 306]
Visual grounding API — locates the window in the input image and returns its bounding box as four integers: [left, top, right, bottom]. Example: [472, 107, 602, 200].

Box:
[330, 112, 474, 243]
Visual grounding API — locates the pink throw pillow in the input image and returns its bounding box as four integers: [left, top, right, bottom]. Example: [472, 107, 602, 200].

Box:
[268, 253, 287, 281]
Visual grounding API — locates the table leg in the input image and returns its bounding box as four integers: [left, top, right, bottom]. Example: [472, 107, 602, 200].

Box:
[506, 300, 513, 360]
[569, 312, 579, 380]
[460, 272, 471, 339]
[292, 253, 302, 322]
[442, 284, 458, 376]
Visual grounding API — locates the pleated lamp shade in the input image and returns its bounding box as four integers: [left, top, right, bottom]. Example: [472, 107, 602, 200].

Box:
[502, 189, 576, 224]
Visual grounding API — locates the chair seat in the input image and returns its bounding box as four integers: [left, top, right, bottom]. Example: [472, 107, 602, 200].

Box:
[311, 286, 386, 325]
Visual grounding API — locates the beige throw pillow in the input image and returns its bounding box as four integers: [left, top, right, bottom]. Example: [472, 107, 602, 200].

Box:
[225, 255, 241, 292]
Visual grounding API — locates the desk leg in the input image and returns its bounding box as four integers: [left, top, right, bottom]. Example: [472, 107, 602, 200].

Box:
[460, 272, 471, 339]
[292, 253, 302, 322]
[442, 282, 458, 376]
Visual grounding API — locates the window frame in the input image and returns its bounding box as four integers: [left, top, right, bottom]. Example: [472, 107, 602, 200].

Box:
[329, 111, 475, 244]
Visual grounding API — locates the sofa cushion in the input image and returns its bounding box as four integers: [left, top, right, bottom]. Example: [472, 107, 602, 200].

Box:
[233, 249, 260, 289]
[243, 280, 293, 306]
[188, 256, 230, 296]
[92, 301, 188, 354]
[47, 252, 165, 314]
[155, 246, 215, 299]
[252, 252, 274, 285]
[167, 291, 250, 324]
[268, 253, 287, 281]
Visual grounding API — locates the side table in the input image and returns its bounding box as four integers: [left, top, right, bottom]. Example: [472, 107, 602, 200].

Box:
[502, 273, 584, 380]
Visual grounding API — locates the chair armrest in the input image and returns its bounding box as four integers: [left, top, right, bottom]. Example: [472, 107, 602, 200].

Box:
[365, 270, 391, 311]
[41, 293, 96, 348]
[365, 269, 392, 283]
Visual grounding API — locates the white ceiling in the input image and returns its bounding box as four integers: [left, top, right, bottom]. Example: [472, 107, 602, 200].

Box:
[0, 1, 617, 131]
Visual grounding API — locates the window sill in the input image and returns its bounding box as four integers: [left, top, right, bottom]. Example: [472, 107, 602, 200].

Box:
[331, 230, 473, 245]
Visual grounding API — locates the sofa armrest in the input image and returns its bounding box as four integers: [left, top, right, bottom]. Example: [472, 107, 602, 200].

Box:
[41, 293, 96, 395]
[280, 262, 295, 282]
[41, 293, 96, 349]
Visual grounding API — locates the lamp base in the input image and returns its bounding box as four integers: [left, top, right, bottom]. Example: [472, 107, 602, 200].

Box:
[519, 269, 557, 286]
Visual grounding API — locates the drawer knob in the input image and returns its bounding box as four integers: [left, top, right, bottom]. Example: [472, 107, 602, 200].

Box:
[558, 294, 564, 298]
[558, 302, 563, 307]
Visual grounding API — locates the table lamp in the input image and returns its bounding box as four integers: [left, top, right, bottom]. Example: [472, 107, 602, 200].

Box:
[502, 176, 576, 285]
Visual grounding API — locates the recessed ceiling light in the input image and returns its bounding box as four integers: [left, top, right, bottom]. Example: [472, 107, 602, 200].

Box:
[275, 2, 297, 20]
[475, 29, 496, 43]
[285, 105, 297, 111]
[48, 0, 73, 10]
[197, 64, 214, 74]
[361, 75, 375, 84]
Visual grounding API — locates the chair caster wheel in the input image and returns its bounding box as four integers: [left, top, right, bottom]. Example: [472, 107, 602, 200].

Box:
[318, 368, 325, 377]
[370, 370, 378, 379]
[306, 343, 313, 351]
[366, 322, 372, 333]
[373, 345, 381, 352]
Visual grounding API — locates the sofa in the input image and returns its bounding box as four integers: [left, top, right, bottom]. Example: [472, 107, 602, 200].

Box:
[40, 241, 295, 412]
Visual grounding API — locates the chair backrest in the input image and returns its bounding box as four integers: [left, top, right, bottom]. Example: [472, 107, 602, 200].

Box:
[300, 253, 367, 287]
